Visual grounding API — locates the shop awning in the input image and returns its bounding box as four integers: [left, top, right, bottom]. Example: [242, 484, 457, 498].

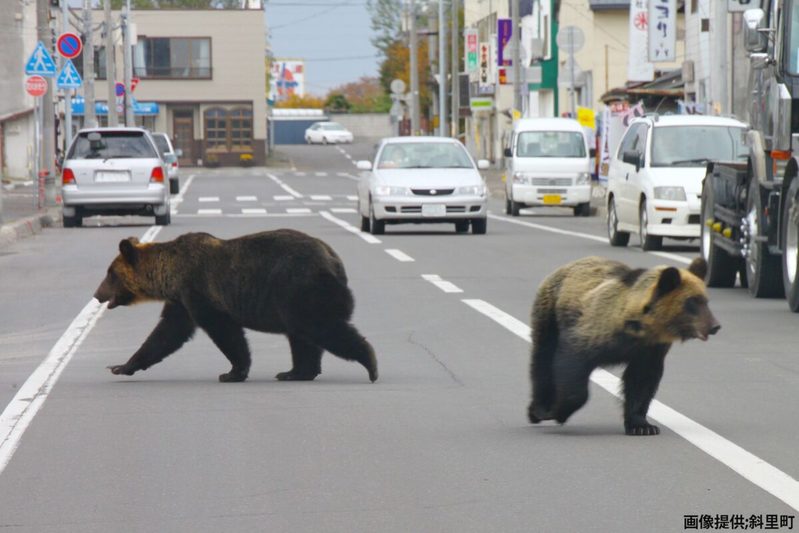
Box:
[70, 97, 160, 116]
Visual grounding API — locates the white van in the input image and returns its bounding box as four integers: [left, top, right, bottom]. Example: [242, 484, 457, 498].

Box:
[504, 117, 593, 216]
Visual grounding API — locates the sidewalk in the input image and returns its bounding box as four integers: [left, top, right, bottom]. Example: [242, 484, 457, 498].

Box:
[0, 180, 61, 249]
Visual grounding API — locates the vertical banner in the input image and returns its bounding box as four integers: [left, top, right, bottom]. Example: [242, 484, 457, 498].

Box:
[648, 0, 676, 62]
[497, 18, 512, 67]
[478, 42, 491, 92]
[628, 0, 655, 81]
[465, 28, 479, 73]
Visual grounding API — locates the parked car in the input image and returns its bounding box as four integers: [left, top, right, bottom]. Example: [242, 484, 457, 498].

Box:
[504, 117, 593, 216]
[305, 122, 354, 144]
[150, 132, 181, 194]
[606, 114, 748, 250]
[61, 127, 171, 227]
[356, 137, 490, 235]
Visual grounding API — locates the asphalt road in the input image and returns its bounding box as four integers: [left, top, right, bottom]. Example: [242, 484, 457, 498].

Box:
[0, 142, 797, 532]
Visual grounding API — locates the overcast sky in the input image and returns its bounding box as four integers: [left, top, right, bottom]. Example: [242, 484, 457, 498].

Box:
[265, 1, 380, 95]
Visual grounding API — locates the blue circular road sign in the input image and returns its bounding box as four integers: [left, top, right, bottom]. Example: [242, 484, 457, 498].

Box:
[57, 33, 82, 59]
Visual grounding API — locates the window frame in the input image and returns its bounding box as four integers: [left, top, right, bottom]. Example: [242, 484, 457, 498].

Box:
[133, 36, 213, 80]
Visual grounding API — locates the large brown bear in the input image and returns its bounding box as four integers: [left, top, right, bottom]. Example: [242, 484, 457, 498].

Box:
[528, 256, 719, 436]
[94, 229, 378, 383]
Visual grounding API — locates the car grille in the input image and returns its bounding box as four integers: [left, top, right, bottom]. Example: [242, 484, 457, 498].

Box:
[537, 188, 568, 194]
[531, 178, 572, 186]
[411, 188, 455, 196]
[401, 206, 422, 213]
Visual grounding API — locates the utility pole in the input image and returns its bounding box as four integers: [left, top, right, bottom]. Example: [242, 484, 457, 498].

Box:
[61, 0, 72, 150]
[450, 0, 459, 139]
[438, 0, 447, 137]
[36, 0, 56, 207]
[409, 0, 420, 135]
[83, 0, 97, 128]
[104, 0, 118, 127]
[511, 0, 521, 116]
[122, 0, 134, 126]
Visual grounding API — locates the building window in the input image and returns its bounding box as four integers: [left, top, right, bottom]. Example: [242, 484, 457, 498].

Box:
[134, 37, 212, 79]
[204, 106, 253, 153]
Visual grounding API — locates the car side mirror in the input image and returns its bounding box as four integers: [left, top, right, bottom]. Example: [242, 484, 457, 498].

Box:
[743, 8, 769, 53]
[589, 148, 597, 158]
[356, 160, 372, 171]
[175, 148, 183, 157]
[503, 147, 512, 158]
[477, 159, 490, 170]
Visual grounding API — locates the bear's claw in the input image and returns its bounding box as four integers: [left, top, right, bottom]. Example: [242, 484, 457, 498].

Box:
[624, 422, 660, 436]
[107, 364, 135, 376]
[275, 370, 318, 381]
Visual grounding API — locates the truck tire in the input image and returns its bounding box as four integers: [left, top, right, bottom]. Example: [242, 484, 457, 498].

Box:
[780, 177, 799, 312]
[700, 179, 738, 287]
[744, 180, 784, 298]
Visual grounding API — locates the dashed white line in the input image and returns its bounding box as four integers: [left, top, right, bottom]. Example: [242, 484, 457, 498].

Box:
[331, 208, 357, 214]
[310, 195, 332, 201]
[385, 249, 415, 262]
[199, 196, 219, 203]
[197, 209, 223, 215]
[266, 172, 303, 198]
[315, 172, 327, 177]
[346, 195, 358, 201]
[286, 208, 312, 214]
[241, 208, 267, 215]
[169, 174, 195, 215]
[421, 274, 463, 293]
[274, 195, 294, 201]
[461, 298, 799, 512]
[320, 211, 381, 244]
[236, 195, 257, 202]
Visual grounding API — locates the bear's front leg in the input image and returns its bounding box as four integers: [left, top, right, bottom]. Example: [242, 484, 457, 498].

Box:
[621, 346, 668, 436]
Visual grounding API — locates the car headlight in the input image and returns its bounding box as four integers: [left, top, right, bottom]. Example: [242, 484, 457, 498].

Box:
[576, 172, 591, 185]
[456, 184, 486, 196]
[374, 185, 408, 196]
[653, 186, 686, 201]
[513, 172, 532, 184]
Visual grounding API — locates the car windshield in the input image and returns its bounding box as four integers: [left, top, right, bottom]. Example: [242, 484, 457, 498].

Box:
[323, 124, 345, 131]
[377, 142, 474, 169]
[152, 134, 171, 155]
[68, 131, 158, 160]
[515, 131, 586, 158]
[651, 126, 747, 166]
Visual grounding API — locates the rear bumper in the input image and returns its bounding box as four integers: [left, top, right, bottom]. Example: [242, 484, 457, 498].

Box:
[62, 183, 169, 216]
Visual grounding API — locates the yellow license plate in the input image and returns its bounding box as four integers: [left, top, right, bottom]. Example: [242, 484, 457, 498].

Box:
[542, 194, 562, 205]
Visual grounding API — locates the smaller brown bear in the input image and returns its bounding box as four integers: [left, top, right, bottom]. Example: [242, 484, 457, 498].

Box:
[94, 230, 378, 383]
[528, 256, 719, 436]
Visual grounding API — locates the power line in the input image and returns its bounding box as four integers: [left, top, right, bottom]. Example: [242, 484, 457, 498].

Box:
[304, 54, 378, 62]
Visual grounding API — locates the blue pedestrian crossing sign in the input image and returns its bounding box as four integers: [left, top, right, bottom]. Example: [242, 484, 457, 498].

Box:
[57, 59, 82, 89]
[25, 41, 58, 77]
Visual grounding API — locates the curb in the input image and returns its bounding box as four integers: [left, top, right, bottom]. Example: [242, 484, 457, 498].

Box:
[0, 209, 61, 250]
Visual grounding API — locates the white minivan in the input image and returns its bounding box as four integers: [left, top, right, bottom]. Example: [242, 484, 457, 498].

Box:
[504, 117, 593, 216]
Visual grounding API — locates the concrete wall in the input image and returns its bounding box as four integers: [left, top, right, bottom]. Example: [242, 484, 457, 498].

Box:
[328, 113, 392, 141]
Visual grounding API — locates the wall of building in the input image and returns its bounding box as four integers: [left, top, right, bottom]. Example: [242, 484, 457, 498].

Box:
[328, 113, 392, 142]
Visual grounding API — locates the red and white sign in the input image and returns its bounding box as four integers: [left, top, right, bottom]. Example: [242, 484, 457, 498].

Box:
[131, 77, 140, 92]
[56, 32, 82, 59]
[25, 75, 47, 97]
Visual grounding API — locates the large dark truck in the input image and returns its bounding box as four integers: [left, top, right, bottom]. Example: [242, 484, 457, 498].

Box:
[701, 2, 799, 312]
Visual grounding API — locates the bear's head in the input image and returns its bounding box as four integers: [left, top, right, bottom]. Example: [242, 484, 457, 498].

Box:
[94, 237, 153, 309]
[623, 257, 720, 343]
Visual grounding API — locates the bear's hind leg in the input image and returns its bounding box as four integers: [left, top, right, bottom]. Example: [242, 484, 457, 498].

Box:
[195, 310, 252, 383]
[528, 312, 558, 423]
[551, 355, 591, 425]
[306, 322, 378, 382]
[276, 335, 323, 381]
[622, 346, 668, 436]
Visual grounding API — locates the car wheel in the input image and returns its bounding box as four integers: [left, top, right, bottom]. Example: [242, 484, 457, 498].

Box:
[63, 213, 82, 228]
[455, 220, 470, 233]
[305, 136, 312, 144]
[573, 202, 590, 217]
[505, 196, 512, 215]
[511, 199, 522, 217]
[369, 202, 385, 235]
[744, 179, 783, 298]
[471, 218, 487, 234]
[322, 137, 328, 145]
[360, 214, 370, 232]
[155, 210, 171, 226]
[607, 197, 629, 247]
[639, 200, 662, 251]
[701, 179, 738, 288]
[780, 176, 799, 311]
[169, 177, 180, 195]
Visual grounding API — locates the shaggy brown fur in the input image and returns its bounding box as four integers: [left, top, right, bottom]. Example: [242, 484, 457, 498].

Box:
[528, 256, 719, 435]
[94, 230, 378, 383]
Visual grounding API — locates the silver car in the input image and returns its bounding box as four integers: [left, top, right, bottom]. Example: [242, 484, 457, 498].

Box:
[61, 127, 171, 227]
[356, 137, 490, 234]
[151, 132, 181, 194]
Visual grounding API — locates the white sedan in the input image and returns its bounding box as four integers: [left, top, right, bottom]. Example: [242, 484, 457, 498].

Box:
[304, 122, 354, 144]
[356, 137, 490, 235]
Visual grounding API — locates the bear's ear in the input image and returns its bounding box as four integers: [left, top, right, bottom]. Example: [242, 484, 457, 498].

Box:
[687, 257, 708, 282]
[119, 238, 139, 266]
[655, 267, 682, 297]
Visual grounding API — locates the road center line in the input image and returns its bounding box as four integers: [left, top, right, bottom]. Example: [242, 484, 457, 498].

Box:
[422, 274, 464, 293]
[319, 211, 381, 244]
[169, 174, 195, 214]
[385, 249, 415, 262]
[266, 172, 303, 198]
[461, 298, 799, 511]
[0, 226, 164, 476]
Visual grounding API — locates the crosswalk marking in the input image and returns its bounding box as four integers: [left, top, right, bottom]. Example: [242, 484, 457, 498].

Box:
[241, 208, 267, 215]
[197, 208, 222, 215]
[286, 207, 312, 214]
[236, 196, 257, 202]
[346, 195, 358, 201]
[315, 172, 327, 177]
[331, 208, 357, 214]
[310, 195, 332, 201]
[274, 195, 294, 201]
[198, 196, 219, 202]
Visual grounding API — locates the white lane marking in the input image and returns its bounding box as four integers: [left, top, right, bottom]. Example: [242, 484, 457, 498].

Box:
[385, 249, 415, 262]
[266, 172, 303, 198]
[241, 208, 267, 215]
[286, 208, 312, 214]
[236, 195, 257, 202]
[421, 274, 464, 293]
[331, 208, 357, 214]
[310, 195, 332, 201]
[0, 227, 163, 476]
[198, 196, 219, 203]
[169, 174, 195, 214]
[175, 213, 314, 219]
[489, 214, 693, 265]
[197, 209, 222, 215]
[334, 173, 359, 182]
[346, 195, 358, 201]
[294, 172, 306, 177]
[274, 195, 294, 201]
[461, 298, 799, 512]
[315, 172, 327, 177]
[319, 211, 381, 244]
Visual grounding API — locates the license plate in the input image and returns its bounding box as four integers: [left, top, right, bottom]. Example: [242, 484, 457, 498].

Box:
[422, 204, 446, 217]
[95, 171, 130, 183]
[542, 194, 562, 205]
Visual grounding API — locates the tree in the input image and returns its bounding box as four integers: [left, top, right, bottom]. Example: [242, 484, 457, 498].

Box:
[274, 94, 325, 109]
[326, 77, 391, 114]
[325, 94, 352, 113]
[366, 0, 404, 56]
[379, 39, 431, 116]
